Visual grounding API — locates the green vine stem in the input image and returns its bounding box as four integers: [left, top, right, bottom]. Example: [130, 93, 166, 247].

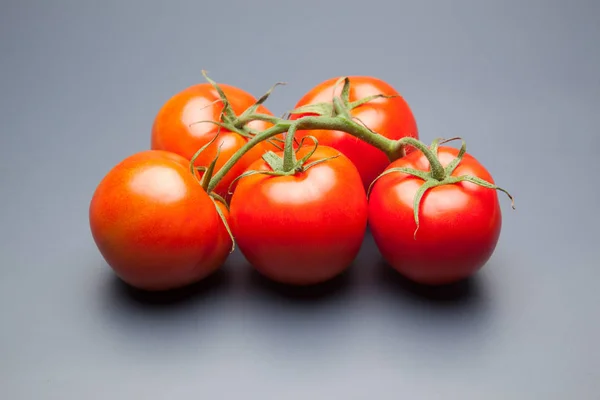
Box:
[176, 73, 516, 253]
[191, 73, 508, 204]
[282, 122, 299, 172]
[206, 115, 406, 193]
[392, 136, 446, 180]
[206, 123, 285, 193]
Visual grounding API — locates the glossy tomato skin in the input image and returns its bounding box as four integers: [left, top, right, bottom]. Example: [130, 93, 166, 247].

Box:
[368, 147, 502, 285]
[89, 150, 232, 291]
[151, 83, 279, 199]
[229, 145, 368, 285]
[291, 76, 418, 190]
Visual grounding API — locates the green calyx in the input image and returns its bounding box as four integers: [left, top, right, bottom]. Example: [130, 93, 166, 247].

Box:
[188, 70, 286, 146]
[263, 137, 340, 175]
[225, 109, 341, 195]
[368, 137, 515, 239]
[287, 77, 398, 119]
[285, 76, 405, 160]
[226, 134, 339, 196]
[274, 122, 340, 174]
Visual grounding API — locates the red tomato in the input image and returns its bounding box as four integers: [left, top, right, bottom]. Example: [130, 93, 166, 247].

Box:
[151, 82, 280, 199]
[229, 145, 368, 285]
[89, 150, 232, 291]
[291, 76, 418, 190]
[368, 146, 503, 285]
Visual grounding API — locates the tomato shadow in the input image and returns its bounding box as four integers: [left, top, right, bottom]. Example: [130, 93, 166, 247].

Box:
[97, 262, 234, 351]
[106, 266, 232, 308]
[376, 260, 483, 306]
[244, 265, 354, 304]
[373, 259, 496, 356]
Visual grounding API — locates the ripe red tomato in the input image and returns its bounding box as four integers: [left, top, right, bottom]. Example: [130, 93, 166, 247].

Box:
[368, 146, 503, 285]
[291, 76, 418, 190]
[229, 145, 368, 285]
[151, 82, 280, 199]
[89, 150, 232, 291]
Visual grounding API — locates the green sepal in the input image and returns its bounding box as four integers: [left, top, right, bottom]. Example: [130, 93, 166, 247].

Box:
[189, 131, 221, 180]
[301, 154, 340, 171]
[445, 175, 516, 209]
[293, 135, 319, 169]
[187, 117, 252, 140]
[340, 77, 351, 104]
[226, 169, 288, 196]
[443, 138, 467, 176]
[367, 167, 431, 197]
[288, 103, 334, 117]
[236, 82, 286, 126]
[262, 151, 284, 171]
[429, 137, 443, 155]
[348, 93, 398, 110]
[411, 179, 442, 238]
[209, 194, 235, 253]
[202, 70, 236, 122]
[200, 143, 222, 191]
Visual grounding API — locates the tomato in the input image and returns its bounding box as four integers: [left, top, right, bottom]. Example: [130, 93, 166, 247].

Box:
[151, 82, 280, 200]
[291, 76, 418, 190]
[368, 146, 503, 285]
[229, 145, 368, 285]
[89, 150, 232, 291]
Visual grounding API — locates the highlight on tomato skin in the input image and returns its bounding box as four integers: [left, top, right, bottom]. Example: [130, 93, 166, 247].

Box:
[150, 82, 282, 201]
[88, 149, 232, 292]
[291, 75, 419, 190]
[367, 146, 505, 286]
[228, 145, 369, 286]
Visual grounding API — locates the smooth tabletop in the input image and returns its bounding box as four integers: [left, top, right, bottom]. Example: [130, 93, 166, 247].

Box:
[1, 1, 599, 399]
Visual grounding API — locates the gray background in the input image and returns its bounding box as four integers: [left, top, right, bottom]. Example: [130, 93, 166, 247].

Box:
[1, 0, 599, 398]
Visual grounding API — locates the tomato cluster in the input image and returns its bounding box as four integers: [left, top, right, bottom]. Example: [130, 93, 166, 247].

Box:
[89, 72, 514, 292]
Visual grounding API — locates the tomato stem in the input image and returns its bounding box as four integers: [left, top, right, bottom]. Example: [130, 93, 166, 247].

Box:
[304, 116, 400, 159]
[396, 137, 446, 181]
[332, 96, 351, 119]
[199, 73, 445, 195]
[206, 115, 408, 193]
[207, 123, 287, 193]
[282, 123, 298, 172]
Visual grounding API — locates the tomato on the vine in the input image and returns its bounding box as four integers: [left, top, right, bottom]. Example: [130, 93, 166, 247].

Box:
[291, 76, 418, 189]
[229, 145, 368, 286]
[89, 150, 232, 291]
[368, 146, 509, 285]
[151, 82, 281, 199]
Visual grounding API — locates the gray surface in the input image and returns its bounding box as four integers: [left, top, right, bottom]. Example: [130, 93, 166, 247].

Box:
[1, 0, 599, 398]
